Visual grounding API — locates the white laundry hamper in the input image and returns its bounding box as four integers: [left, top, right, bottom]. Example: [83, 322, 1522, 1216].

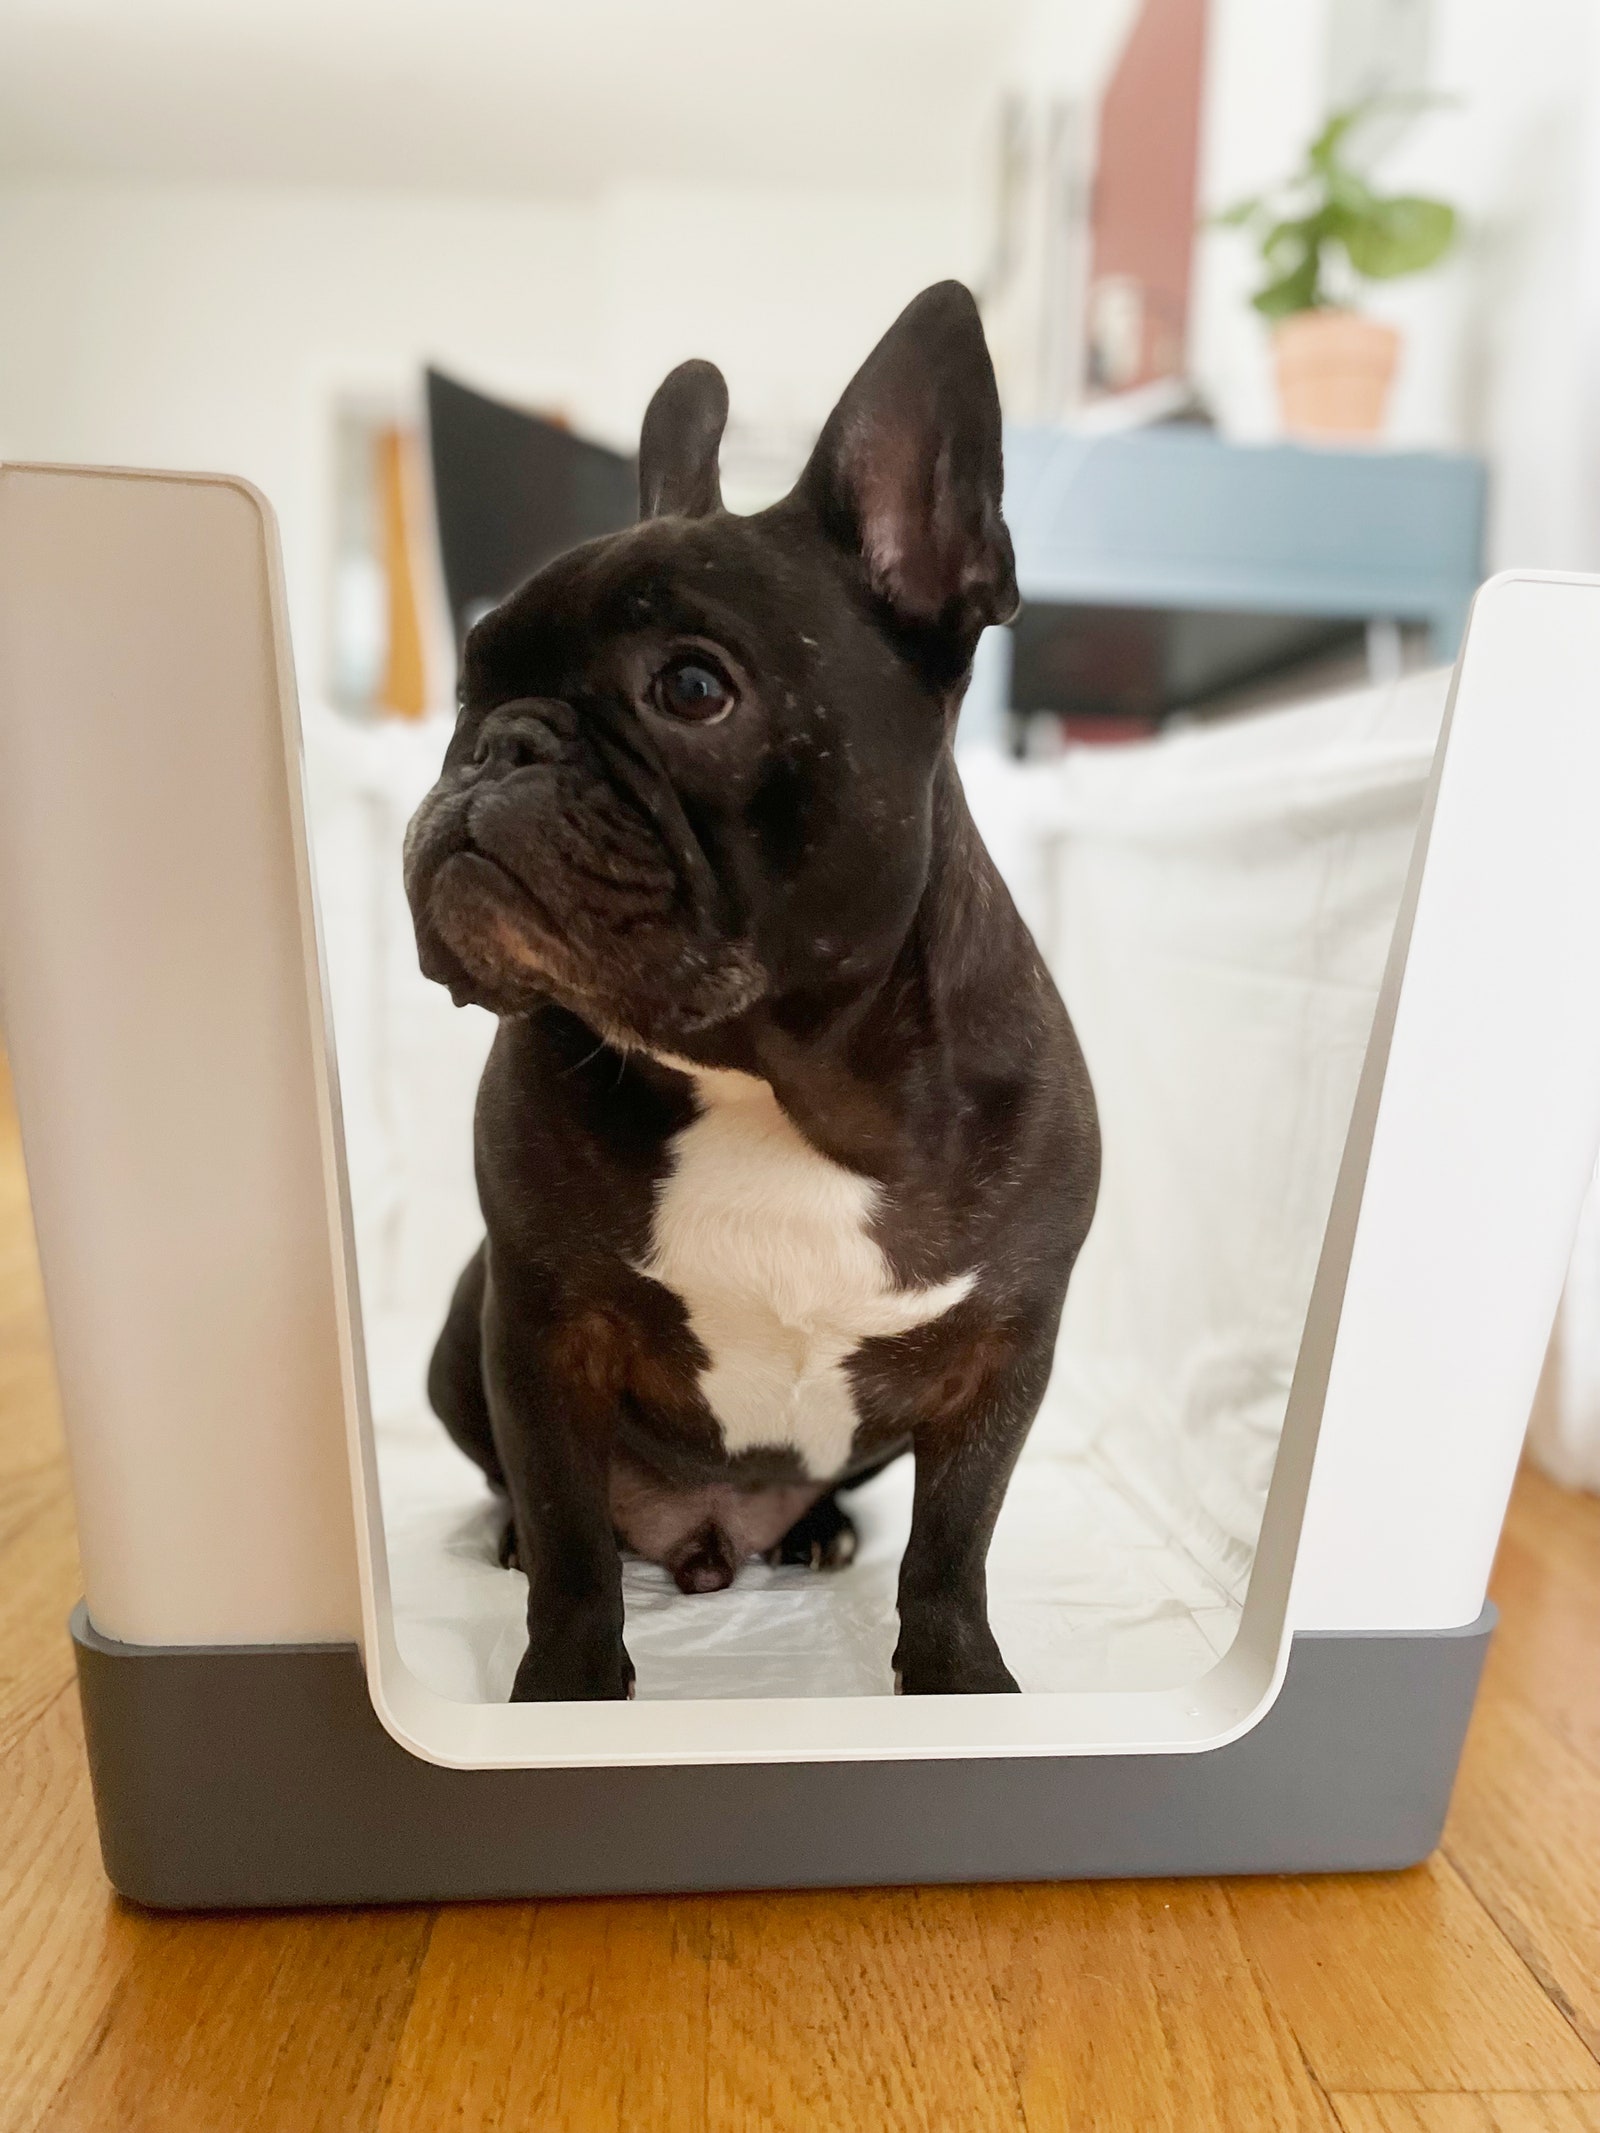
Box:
[1, 461, 1596, 1909]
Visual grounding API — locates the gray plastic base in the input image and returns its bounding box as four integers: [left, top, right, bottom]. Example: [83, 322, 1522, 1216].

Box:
[71, 1601, 1493, 1909]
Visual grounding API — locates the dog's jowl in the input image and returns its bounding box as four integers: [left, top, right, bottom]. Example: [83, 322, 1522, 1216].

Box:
[405, 281, 1100, 1700]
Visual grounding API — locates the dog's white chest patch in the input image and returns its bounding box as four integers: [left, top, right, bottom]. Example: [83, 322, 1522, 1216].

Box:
[637, 1067, 974, 1478]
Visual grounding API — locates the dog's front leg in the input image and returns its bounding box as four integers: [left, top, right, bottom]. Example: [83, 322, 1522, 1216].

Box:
[482, 1287, 633, 1703]
[892, 1349, 1052, 1696]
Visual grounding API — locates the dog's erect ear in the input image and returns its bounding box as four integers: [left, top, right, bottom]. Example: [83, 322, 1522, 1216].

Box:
[796, 281, 1018, 649]
[638, 359, 728, 520]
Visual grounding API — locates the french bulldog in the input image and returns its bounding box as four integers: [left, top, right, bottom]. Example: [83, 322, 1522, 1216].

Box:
[404, 281, 1099, 1700]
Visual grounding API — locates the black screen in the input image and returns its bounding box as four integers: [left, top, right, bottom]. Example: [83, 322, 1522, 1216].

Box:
[425, 368, 638, 653]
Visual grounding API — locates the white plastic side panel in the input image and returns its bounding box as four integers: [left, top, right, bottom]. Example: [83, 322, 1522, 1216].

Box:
[1290, 573, 1600, 1632]
[3, 470, 1587, 1761]
[0, 466, 361, 1645]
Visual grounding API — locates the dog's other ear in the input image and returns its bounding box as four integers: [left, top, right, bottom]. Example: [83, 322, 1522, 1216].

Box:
[639, 359, 729, 520]
[797, 281, 1018, 651]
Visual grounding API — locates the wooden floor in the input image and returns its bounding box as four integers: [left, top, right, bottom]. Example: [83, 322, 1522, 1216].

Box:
[2, 1058, 1599, 2133]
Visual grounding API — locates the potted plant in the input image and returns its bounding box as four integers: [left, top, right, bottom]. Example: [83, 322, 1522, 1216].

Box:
[1216, 99, 1458, 439]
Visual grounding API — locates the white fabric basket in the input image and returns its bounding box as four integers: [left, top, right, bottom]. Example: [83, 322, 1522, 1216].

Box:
[305, 662, 1581, 1706]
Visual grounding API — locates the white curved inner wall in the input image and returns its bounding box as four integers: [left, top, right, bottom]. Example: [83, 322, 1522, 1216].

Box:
[306, 667, 1447, 1703]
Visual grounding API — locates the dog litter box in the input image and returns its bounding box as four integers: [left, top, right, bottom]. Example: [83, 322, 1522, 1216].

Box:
[3, 462, 1598, 1907]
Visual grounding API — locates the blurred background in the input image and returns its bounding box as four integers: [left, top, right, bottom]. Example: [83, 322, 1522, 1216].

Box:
[3, 0, 1597, 735]
[5, 0, 1600, 1689]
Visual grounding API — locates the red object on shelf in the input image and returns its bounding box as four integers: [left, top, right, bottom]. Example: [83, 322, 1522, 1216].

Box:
[1085, 0, 1210, 393]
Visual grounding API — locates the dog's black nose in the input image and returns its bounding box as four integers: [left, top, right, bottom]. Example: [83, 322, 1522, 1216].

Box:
[472, 700, 566, 775]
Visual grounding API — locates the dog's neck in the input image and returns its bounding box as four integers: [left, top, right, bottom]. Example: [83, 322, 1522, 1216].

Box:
[510, 748, 1038, 1212]
[651, 751, 1037, 1189]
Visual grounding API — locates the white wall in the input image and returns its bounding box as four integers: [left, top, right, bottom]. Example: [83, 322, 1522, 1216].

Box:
[9, 3, 1597, 623]
[1407, 0, 1600, 572]
[1191, 0, 1600, 573]
[587, 183, 981, 462]
[0, 0, 1016, 198]
[0, 174, 978, 702]
[1189, 0, 1333, 445]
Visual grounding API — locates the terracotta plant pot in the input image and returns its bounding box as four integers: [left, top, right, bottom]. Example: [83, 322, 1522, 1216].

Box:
[1272, 309, 1400, 439]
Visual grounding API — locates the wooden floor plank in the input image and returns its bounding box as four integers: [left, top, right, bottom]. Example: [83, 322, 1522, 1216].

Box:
[1503, 1468, 1600, 1601]
[1485, 1493, 1600, 1776]
[1444, 1693, 1600, 2062]
[0, 1057, 81, 1760]
[0, 1484, 83, 1755]
[704, 1886, 1026, 2133]
[974, 1879, 1338, 2133]
[0, 1337, 59, 1483]
[1331, 2094, 1600, 2132]
[36, 1905, 434, 2133]
[1226, 1857, 1599, 2093]
[6, 1048, 1600, 2130]
[378, 1897, 710, 2133]
[0, 1067, 61, 1484]
[0, 1689, 128, 2133]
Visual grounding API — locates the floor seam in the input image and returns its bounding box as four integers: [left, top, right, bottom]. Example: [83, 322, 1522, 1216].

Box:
[1225, 1888, 1346, 2131]
[367, 1903, 443, 2130]
[1440, 1837, 1600, 2074]
[0, 1668, 78, 1768]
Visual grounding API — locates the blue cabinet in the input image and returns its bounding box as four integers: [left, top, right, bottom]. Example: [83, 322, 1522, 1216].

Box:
[967, 428, 1487, 740]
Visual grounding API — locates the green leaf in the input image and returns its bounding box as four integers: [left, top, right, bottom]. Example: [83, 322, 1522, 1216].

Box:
[1313, 90, 1457, 176]
[1325, 165, 1377, 216]
[1252, 254, 1323, 318]
[1214, 94, 1459, 298]
[1260, 215, 1318, 271]
[1307, 102, 1364, 171]
[1343, 195, 1456, 279]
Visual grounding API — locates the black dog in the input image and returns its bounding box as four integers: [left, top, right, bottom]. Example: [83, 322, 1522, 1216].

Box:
[404, 282, 1099, 1700]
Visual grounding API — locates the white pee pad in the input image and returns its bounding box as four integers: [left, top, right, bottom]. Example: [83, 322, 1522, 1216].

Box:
[363, 1305, 1244, 1702]
[306, 665, 1449, 1704]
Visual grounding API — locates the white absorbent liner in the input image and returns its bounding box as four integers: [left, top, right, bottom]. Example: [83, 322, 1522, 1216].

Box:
[363, 1305, 1246, 1702]
[307, 665, 1448, 1704]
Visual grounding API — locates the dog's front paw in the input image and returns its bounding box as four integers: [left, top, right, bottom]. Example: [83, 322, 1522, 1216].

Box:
[511, 1627, 636, 1703]
[892, 1611, 1019, 1695]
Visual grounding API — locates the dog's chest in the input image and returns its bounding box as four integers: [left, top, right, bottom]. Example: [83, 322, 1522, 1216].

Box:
[637, 1067, 973, 1478]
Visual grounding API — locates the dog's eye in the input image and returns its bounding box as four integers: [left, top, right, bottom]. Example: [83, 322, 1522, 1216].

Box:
[652, 657, 734, 725]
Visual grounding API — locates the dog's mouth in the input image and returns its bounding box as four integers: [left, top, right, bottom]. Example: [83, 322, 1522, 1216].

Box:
[407, 763, 766, 1041]
[424, 847, 566, 1001]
